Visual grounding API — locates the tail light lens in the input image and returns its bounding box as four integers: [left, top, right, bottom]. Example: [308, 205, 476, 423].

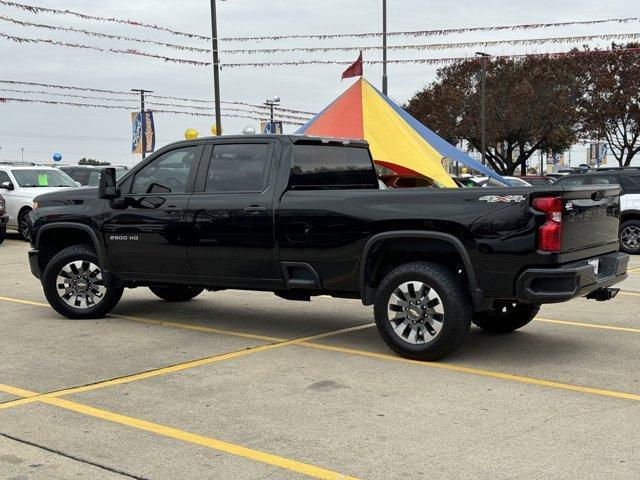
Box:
[533, 196, 563, 252]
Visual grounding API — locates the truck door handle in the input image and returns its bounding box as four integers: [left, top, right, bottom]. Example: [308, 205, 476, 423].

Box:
[243, 205, 267, 212]
[165, 206, 184, 214]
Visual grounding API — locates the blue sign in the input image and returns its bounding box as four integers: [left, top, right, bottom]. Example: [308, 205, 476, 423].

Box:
[53, 152, 62, 162]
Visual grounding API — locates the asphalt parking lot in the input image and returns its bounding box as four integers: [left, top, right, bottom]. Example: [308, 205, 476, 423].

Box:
[0, 234, 639, 479]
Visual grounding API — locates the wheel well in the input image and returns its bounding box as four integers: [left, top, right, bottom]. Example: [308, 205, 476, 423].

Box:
[37, 228, 96, 272]
[620, 212, 640, 225]
[18, 205, 32, 219]
[362, 237, 472, 304]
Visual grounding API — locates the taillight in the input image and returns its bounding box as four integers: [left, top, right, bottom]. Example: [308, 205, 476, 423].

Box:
[533, 196, 563, 252]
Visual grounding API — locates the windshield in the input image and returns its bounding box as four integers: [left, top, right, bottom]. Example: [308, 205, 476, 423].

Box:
[12, 169, 77, 188]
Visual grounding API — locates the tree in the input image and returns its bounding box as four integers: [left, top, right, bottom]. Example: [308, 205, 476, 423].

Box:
[577, 43, 640, 167]
[406, 56, 582, 175]
[78, 158, 110, 166]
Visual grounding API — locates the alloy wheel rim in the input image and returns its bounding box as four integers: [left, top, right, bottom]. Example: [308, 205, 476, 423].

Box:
[621, 226, 640, 250]
[56, 260, 106, 309]
[19, 215, 30, 239]
[387, 281, 444, 345]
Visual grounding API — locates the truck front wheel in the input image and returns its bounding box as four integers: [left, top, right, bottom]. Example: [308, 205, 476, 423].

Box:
[42, 245, 124, 319]
[149, 286, 204, 302]
[472, 302, 540, 334]
[374, 262, 473, 361]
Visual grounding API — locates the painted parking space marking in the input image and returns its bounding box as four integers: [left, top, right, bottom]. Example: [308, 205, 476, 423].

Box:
[0, 323, 373, 411]
[0, 295, 639, 406]
[0, 383, 358, 480]
[534, 317, 640, 334]
[300, 343, 640, 402]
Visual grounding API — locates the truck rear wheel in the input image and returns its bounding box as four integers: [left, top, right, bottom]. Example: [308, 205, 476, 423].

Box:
[149, 286, 204, 302]
[374, 262, 472, 361]
[42, 245, 124, 319]
[472, 302, 540, 334]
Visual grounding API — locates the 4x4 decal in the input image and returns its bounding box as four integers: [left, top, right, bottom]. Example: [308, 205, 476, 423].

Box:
[479, 195, 526, 203]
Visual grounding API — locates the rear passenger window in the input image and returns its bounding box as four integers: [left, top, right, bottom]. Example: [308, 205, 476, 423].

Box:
[290, 145, 378, 189]
[205, 144, 271, 192]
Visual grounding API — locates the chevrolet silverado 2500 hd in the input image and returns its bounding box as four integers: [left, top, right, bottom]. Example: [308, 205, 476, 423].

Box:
[28, 135, 629, 360]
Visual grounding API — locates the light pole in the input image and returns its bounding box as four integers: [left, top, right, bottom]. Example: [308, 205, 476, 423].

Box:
[382, 0, 388, 95]
[264, 95, 280, 134]
[475, 52, 491, 166]
[21, 147, 24, 164]
[131, 89, 153, 160]
[210, 0, 223, 136]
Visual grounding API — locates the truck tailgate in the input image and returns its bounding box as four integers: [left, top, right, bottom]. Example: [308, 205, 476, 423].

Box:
[558, 185, 620, 253]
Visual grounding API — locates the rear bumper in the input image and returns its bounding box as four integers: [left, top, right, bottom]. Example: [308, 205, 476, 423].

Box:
[29, 249, 40, 279]
[516, 252, 629, 303]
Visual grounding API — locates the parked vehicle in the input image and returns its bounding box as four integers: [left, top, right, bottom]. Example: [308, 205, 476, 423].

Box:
[451, 176, 482, 188]
[516, 175, 556, 186]
[380, 175, 444, 189]
[554, 167, 640, 254]
[60, 165, 129, 186]
[473, 176, 525, 187]
[0, 165, 79, 240]
[28, 135, 628, 360]
[0, 194, 7, 245]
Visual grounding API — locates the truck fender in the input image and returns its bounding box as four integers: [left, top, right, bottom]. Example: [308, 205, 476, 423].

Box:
[358, 231, 484, 309]
[35, 222, 111, 273]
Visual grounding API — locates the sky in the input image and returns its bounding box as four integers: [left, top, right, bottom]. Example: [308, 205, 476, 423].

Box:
[0, 0, 639, 167]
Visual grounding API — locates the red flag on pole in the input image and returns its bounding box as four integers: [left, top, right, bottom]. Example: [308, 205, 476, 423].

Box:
[341, 51, 363, 80]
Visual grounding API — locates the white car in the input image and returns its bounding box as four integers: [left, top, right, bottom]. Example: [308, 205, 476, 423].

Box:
[0, 165, 79, 240]
[473, 176, 531, 187]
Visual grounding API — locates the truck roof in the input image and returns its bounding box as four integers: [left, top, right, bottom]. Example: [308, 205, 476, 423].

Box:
[177, 134, 369, 148]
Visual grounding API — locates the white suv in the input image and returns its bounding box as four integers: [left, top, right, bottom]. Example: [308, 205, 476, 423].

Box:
[0, 165, 79, 240]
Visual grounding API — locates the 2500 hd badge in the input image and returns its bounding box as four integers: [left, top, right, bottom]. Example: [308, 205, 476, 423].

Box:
[109, 235, 139, 241]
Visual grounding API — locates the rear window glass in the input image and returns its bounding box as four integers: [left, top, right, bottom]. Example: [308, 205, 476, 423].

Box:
[291, 145, 378, 189]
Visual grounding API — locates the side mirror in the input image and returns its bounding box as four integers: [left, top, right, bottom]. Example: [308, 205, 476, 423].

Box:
[0, 181, 14, 191]
[98, 168, 121, 200]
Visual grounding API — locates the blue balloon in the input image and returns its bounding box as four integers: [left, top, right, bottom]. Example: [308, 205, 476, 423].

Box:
[53, 152, 62, 162]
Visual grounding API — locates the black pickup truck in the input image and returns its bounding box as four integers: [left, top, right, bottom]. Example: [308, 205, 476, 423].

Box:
[28, 135, 629, 360]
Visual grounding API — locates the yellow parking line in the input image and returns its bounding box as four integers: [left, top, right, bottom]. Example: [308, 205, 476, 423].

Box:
[0, 384, 358, 479]
[118, 314, 286, 342]
[1, 295, 640, 403]
[620, 291, 640, 297]
[0, 296, 48, 308]
[0, 323, 371, 411]
[300, 342, 640, 402]
[627, 267, 640, 273]
[535, 317, 640, 334]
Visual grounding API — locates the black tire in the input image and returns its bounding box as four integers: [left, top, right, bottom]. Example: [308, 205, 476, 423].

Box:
[472, 302, 540, 334]
[149, 285, 204, 302]
[374, 262, 473, 361]
[42, 245, 124, 319]
[619, 220, 640, 254]
[17, 208, 31, 241]
[0, 226, 5, 245]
